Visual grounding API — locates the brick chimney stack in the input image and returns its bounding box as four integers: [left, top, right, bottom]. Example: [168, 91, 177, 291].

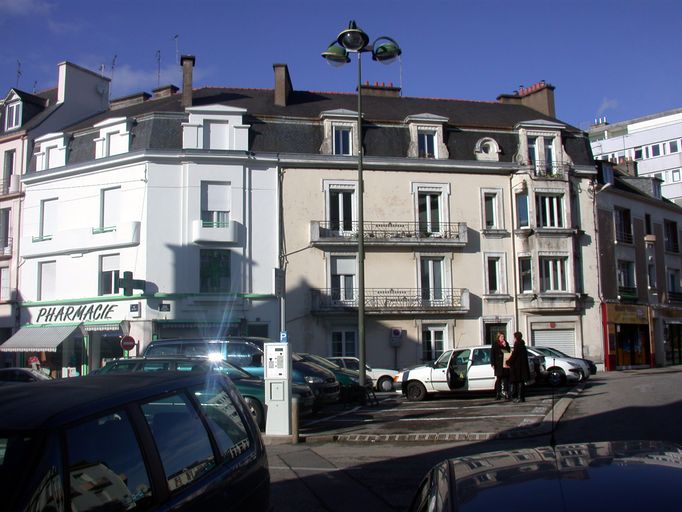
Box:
[181, 55, 195, 108]
[273, 63, 293, 107]
[359, 81, 401, 98]
[497, 80, 556, 117]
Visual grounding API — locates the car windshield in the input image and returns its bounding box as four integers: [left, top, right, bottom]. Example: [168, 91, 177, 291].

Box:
[536, 347, 568, 358]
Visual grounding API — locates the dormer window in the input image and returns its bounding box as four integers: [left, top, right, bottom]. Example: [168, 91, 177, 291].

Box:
[182, 105, 250, 151]
[405, 114, 449, 160]
[4, 101, 21, 131]
[516, 120, 569, 177]
[475, 138, 501, 161]
[320, 110, 357, 156]
[94, 117, 133, 158]
[34, 132, 68, 171]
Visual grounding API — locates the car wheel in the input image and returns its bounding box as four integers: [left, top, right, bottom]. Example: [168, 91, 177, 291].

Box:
[547, 368, 566, 387]
[377, 376, 394, 392]
[406, 381, 427, 401]
[576, 369, 586, 382]
[244, 397, 265, 430]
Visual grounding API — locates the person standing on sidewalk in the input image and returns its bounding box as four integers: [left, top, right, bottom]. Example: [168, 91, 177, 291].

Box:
[508, 331, 531, 403]
[490, 331, 511, 400]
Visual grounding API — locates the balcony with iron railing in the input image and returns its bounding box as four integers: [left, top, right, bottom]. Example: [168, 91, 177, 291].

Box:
[522, 161, 570, 179]
[665, 239, 680, 253]
[310, 221, 468, 248]
[0, 176, 21, 196]
[311, 287, 470, 315]
[615, 230, 634, 244]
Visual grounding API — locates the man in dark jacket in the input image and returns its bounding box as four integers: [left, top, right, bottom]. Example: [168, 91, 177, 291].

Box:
[508, 331, 531, 402]
[490, 332, 510, 400]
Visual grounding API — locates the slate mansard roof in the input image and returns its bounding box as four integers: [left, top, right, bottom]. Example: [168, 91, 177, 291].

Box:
[32, 85, 594, 171]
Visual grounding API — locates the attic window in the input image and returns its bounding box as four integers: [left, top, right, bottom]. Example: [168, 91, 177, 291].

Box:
[475, 138, 500, 162]
[93, 117, 132, 158]
[34, 132, 68, 171]
[4, 102, 21, 131]
[405, 114, 449, 160]
[319, 110, 358, 156]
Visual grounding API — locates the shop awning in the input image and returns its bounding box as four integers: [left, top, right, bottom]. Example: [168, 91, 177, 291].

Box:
[0, 324, 83, 352]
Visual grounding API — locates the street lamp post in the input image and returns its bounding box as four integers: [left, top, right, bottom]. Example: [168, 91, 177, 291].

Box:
[322, 21, 402, 387]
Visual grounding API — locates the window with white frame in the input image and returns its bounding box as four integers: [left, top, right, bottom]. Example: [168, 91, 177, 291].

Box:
[617, 260, 636, 291]
[200, 249, 231, 293]
[331, 329, 356, 357]
[485, 254, 505, 295]
[333, 125, 352, 155]
[98, 187, 121, 232]
[99, 254, 120, 296]
[525, 132, 560, 175]
[670, 141, 679, 154]
[331, 256, 356, 303]
[518, 256, 533, 293]
[418, 130, 436, 158]
[422, 325, 445, 362]
[420, 257, 444, 301]
[327, 183, 355, 232]
[516, 191, 529, 228]
[0, 267, 9, 301]
[651, 144, 661, 157]
[201, 182, 230, 227]
[38, 260, 56, 301]
[418, 190, 442, 234]
[536, 193, 564, 228]
[539, 256, 568, 292]
[634, 147, 643, 160]
[39, 198, 58, 240]
[673, 169, 681, 182]
[4, 102, 21, 130]
[482, 190, 501, 230]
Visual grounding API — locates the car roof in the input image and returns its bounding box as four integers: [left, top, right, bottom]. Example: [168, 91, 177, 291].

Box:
[147, 337, 268, 344]
[0, 372, 219, 431]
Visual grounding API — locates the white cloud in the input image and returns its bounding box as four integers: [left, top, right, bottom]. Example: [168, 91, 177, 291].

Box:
[596, 97, 618, 118]
[0, 0, 53, 16]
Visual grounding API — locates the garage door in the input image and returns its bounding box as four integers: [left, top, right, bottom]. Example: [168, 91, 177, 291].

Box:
[532, 329, 576, 356]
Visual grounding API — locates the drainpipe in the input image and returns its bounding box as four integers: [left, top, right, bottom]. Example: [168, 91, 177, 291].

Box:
[509, 174, 520, 332]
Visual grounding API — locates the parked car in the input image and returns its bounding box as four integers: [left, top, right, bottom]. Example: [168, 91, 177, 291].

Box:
[95, 355, 316, 428]
[526, 346, 588, 386]
[396, 346, 538, 401]
[328, 356, 399, 392]
[0, 372, 270, 511]
[533, 345, 597, 375]
[0, 367, 52, 385]
[296, 353, 372, 402]
[143, 338, 340, 409]
[409, 440, 682, 511]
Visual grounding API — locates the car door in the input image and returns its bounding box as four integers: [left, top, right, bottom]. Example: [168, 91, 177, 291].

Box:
[429, 350, 453, 391]
[431, 350, 469, 391]
[466, 347, 495, 390]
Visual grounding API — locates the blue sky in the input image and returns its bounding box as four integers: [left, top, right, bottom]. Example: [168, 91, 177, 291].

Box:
[1, 0, 680, 131]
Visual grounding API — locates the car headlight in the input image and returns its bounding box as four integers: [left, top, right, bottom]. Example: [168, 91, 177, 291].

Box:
[305, 375, 324, 385]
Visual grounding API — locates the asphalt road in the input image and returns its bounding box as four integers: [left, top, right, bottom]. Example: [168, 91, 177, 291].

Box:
[266, 367, 682, 512]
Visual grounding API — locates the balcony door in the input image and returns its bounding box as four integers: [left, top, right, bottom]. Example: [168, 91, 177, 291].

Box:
[329, 188, 354, 233]
[418, 191, 441, 235]
[420, 257, 444, 303]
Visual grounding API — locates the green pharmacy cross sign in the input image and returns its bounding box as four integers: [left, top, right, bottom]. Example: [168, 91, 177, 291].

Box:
[118, 271, 146, 297]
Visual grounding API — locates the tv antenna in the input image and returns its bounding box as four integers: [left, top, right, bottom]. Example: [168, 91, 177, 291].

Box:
[110, 54, 117, 101]
[172, 34, 179, 63]
[16, 60, 22, 88]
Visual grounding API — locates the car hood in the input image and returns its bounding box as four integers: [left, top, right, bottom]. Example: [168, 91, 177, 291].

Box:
[293, 360, 335, 379]
[416, 440, 682, 512]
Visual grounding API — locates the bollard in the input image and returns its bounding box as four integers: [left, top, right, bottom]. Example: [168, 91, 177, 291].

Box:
[291, 396, 299, 444]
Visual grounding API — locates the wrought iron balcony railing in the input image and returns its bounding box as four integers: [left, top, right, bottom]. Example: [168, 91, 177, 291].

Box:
[668, 291, 682, 303]
[522, 161, 570, 179]
[615, 230, 634, 244]
[618, 286, 638, 300]
[311, 287, 470, 314]
[311, 221, 467, 246]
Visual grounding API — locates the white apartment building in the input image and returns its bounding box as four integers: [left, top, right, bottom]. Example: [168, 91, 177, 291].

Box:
[589, 108, 682, 205]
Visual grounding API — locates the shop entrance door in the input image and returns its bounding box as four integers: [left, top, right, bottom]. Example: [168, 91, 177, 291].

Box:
[666, 324, 682, 365]
[615, 324, 651, 368]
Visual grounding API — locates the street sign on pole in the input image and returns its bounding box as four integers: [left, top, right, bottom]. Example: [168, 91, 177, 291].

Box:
[120, 335, 136, 351]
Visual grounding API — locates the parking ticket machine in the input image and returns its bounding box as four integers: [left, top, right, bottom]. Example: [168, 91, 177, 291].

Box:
[264, 342, 292, 436]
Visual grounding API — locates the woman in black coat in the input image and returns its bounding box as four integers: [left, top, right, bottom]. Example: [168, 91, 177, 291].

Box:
[507, 331, 531, 402]
[490, 331, 510, 400]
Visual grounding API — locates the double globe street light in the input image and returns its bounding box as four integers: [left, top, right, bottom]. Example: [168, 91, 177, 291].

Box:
[322, 21, 402, 387]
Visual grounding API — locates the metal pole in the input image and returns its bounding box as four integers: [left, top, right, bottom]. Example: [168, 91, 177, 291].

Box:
[356, 51, 366, 387]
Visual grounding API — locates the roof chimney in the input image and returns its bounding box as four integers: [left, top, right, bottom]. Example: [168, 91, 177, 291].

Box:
[359, 81, 401, 98]
[273, 63, 293, 107]
[497, 80, 556, 117]
[153, 84, 179, 99]
[181, 55, 195, 108]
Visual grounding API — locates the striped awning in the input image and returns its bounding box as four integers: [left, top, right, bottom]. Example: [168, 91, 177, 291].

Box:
[0, 324, 83, 352]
